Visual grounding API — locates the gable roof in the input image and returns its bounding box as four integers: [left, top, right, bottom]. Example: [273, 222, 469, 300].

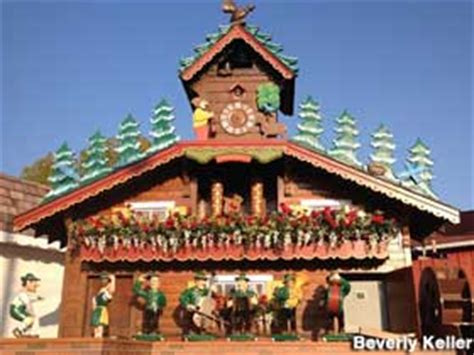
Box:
[13, 140, 460, 239]
[180, 24, 297, 81]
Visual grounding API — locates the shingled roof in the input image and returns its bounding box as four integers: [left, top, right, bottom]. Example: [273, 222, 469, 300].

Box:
[0, 173, 49, 233]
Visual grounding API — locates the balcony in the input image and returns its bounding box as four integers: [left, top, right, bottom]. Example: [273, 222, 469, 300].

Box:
[71, 205, 399, 262]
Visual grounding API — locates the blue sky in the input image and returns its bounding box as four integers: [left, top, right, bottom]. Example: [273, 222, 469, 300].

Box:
[1, 1, 472, 209]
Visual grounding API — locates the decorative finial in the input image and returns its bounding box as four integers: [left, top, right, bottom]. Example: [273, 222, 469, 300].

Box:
[222, 0, 255, 25]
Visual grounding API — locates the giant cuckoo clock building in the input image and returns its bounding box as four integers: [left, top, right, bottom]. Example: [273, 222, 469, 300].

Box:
[13, 3, 460, 344]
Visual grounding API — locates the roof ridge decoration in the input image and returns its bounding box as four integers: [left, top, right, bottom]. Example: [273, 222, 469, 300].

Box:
[179, 24, 299, 77]
[41, 99, 181, 203]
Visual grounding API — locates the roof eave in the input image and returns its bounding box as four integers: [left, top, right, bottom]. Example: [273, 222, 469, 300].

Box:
[14, 140, 460, 235]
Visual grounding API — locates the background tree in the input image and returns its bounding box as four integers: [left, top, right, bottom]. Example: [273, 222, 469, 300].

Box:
[21, 136, 151, 186]
[149, 99, 180, 152]
[115, 114, 145, 167]
[329, 110, 361, 167]
[369, 124, 396, 179]
[81, 130, 111, 183]
[292, 96, 324, 151]
[45, 142, 79, 199]
[21, 153, 54, 186]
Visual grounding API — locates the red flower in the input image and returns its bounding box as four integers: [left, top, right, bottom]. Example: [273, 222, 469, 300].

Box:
[323, 207, 337, 228]
[310, 210, 321, 219]
[344, 210, 358, 227]
[259, 294, 268, 305]
[165, 218, 175, 229]
[279, 203, 292, 214]
[372, 214, 385, 224]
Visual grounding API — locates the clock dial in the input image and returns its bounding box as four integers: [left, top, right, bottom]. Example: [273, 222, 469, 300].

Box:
[220, 102, 256, 135]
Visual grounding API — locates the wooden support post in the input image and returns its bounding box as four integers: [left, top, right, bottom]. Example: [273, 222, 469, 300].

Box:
[251, 179, 265, 216]
[211, 181, 224, 216]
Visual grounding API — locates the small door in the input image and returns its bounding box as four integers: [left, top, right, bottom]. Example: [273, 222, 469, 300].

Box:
[344, 280, 387, 333]
[83, 274, 133, 338]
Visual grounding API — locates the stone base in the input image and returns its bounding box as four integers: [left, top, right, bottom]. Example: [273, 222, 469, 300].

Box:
[0, 337, 454, 355]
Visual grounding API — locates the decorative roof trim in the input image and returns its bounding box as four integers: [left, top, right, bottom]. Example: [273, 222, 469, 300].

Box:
[14, 140, 459, 232]
[285, 142, 460, 224]
[13, 145, 184, 231]
[180, 25, 295, 81]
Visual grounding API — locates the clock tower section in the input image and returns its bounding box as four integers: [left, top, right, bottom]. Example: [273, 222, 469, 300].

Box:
[180, 23, 298, 140]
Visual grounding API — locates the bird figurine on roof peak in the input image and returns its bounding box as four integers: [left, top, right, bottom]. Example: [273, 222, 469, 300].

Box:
[222, 0, 255, 25]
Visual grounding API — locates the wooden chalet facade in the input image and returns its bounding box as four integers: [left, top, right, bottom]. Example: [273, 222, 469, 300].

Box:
[13, 18, 460, 342]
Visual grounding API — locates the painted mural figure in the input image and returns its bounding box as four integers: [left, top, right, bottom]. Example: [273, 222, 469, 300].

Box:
[9, 273, 43, 338]
[227, 273, 258, 334]
[91, 273, 115, 338]
[323, 272, 351, 334]
[272, 273, 301, 334]
[192, 97, 214, 140]
[179, 271, 212, 337]
[133, 273, 167, 336]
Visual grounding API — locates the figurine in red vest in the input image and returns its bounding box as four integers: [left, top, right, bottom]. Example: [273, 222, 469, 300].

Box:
[323, 272, 351, 334]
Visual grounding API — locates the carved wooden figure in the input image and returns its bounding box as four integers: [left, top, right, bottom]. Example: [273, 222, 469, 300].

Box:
[91, 273, 115, 338]
[323, 272, 351, 334]
[10, 273, 44, 338]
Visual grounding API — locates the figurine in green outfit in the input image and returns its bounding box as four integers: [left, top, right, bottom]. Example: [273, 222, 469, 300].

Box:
[133, 273, 167, 335]
[179, 271, 210, 337]
[91, 273, 115, 338]
[227, 273, 258, 334]
[10, 273, 44, 338]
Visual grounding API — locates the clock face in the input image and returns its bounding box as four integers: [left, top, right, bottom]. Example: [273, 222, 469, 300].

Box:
[220, 102, 256, 135]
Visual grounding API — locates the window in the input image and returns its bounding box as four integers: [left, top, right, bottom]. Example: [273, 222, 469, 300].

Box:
[299, 198, 351, 211]
[128, 201, 175, 220]
[212, 274, 274, 297]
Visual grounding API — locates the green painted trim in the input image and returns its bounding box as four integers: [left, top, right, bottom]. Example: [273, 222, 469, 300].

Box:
[272, 333, 300, 342]
[228, 333, 256, 341]
[322, 333, 354, 342]
[185, 333, 217, 342]
[184, 147, 283, 164]
[133, 333, 165, 342]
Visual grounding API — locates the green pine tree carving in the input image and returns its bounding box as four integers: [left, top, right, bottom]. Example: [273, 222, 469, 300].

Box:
[45, 142, 79, 199]
[370, 124, 396, 180]
[81, 130, 111, 183]
[402, 138, 436, 198]
[292, 96, 324, 152]
[329, 111, 361, 167]
[115, 114, 144, 167]
[149, 99, 180, 153]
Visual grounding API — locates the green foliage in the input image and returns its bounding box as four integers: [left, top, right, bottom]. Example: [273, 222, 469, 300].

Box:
[21, 153, 54, 186]
[256, 83, 280, 114]
[22, 136, 151, 187]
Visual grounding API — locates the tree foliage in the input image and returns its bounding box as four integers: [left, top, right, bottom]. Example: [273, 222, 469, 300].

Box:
[21, 136, 151, 186]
